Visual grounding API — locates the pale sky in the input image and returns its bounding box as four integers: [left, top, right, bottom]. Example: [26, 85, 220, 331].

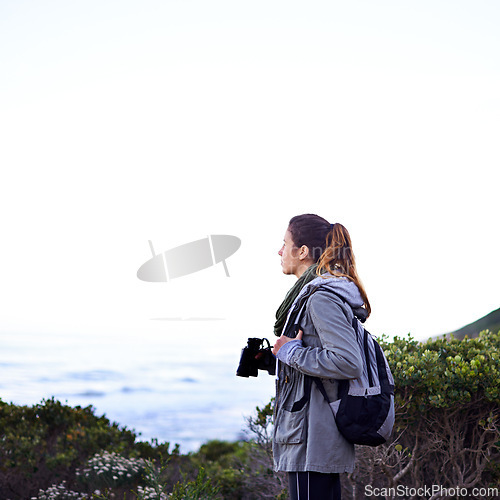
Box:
[1, 0, 499, 342]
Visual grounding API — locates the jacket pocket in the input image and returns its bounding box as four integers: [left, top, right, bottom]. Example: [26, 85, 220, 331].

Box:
[274, 404, 307, 444]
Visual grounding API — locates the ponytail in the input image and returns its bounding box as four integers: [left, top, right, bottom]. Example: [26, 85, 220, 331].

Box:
[316, 223, 371, 318]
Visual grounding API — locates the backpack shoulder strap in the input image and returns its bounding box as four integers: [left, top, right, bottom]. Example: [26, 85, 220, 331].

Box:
[303, 288, 377, 402]
[282, 285, 319, 338]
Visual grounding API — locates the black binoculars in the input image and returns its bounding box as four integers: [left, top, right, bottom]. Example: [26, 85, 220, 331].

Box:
[236, 338, 276, 377]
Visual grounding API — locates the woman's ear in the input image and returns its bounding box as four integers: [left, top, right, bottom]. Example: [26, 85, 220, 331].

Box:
[298, 245, 310, 261]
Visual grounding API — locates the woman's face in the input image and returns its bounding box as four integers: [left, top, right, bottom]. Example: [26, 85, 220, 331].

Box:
[278, 229, 301, 276]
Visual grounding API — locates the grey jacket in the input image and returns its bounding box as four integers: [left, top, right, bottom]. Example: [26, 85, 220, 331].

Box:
[272, 275, 366, 473]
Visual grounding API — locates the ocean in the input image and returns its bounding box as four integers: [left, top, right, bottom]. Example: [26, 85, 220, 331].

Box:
[0, 320, 276, 453]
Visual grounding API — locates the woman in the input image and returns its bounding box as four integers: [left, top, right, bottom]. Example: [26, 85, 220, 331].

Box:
[272, 214, 371, 500]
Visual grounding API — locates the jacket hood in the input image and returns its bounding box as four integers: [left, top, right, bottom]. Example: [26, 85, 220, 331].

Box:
[293, 273, 368, 322]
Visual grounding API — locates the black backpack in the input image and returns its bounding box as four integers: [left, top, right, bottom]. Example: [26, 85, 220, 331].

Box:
[284, 285, 395, 447]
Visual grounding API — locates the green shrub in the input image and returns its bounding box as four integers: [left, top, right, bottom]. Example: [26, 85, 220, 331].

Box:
[189, 440, 247, 499]
[0, 398, 170, 499]
[347, 330, 500, 499]
[170, 467, 220, 499]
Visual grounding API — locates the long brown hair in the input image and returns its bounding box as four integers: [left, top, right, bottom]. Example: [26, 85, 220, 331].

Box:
[316, 222, 371, 318]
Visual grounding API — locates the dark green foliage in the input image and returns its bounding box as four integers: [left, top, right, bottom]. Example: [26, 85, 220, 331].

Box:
[170, 467, 220, 499]
[347, 329, 500, 499]
[196, 439, 243, 465]
[187, 437, 287, 499]
[190, 440, 247, 498]
[0, 397, 174, 499]
[383, 330, 500, 414]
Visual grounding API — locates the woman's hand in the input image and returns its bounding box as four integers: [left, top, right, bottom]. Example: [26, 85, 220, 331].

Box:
[272, 330, 303, 355]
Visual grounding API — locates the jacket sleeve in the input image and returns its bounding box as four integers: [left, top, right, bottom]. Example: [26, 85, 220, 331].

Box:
[286, 291, 363, 379]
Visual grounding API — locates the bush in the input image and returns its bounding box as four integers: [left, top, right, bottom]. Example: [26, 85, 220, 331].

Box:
[0, 398, 175, 499]
[347, 329, 500, 499]
[170, 467, 220, 499]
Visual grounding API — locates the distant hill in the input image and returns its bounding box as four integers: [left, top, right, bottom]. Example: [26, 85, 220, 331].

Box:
[445, 307, 500, 340]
